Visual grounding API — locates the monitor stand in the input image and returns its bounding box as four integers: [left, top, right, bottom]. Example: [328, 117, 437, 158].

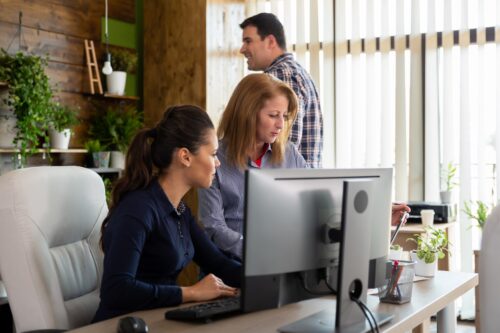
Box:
[279, 180, 393, 333]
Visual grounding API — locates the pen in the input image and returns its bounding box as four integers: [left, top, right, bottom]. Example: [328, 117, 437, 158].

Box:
[390, 211, 409, 245]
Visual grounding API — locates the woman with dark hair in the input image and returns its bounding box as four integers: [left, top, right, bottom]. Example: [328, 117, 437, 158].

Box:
[93, 105, 240, 322]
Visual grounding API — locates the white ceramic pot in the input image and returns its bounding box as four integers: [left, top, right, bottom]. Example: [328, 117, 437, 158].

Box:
[110, 151, 125, 169]
[440, 191, 452, 204]
[106, 71, 127, 95]
[49, 128, 71, 149]
[389, 249, 404, 261]
[410, 251, 437, 277]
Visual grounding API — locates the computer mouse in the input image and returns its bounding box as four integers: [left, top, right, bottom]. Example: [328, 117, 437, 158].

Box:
[117, 316, 149, 333]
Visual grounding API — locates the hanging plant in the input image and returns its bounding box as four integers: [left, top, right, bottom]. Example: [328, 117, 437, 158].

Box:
[0, 49, 53, 165]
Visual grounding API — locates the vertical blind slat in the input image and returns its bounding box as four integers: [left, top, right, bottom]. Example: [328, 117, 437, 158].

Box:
[408, 0, 424, 200]
[424, 0, 441, 202]
[322, 0, 335, 167]
[309, 0, 321, 90]
[295, 0, 307, 67]
[395, 0, 408, 200]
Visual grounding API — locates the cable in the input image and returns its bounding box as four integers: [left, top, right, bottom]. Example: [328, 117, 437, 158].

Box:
[359, 299, 380, 333]
[324, 278, 337, 295]
[350, 296, 378, 333]
[297, 272, 333, 296]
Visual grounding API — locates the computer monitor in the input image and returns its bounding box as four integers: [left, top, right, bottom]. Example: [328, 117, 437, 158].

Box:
[241, 168, 394, 331]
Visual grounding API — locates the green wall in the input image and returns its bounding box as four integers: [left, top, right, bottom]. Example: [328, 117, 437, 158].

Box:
[101, 17, 138, 96]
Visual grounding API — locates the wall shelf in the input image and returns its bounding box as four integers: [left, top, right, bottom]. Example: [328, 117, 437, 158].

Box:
[89, 167, 123, 174]
[0, 148, 87, 153]
[103, 93, 139, 100]
[85, 92, 139, 101]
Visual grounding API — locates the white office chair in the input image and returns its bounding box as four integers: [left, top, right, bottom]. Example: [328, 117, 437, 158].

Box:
[0, 166, 107, 332]
[479, 203, 500, 333]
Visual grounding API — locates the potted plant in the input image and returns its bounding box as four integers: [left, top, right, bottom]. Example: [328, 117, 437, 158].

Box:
[0, 49, 53, 166]
[389, 244, 403, 260]
[48, 102, 79, 149]
[84, 139, 110, 168]
[440, 162, 458, 203]
[87, 106, 142, 168]
[463, 200, 491, 230]
[407, 226, 449, 277]
[105, 48, 138, 96]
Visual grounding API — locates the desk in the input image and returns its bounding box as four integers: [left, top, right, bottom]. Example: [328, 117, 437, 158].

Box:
[69, 271, 477, 333]
[392, 222, 455, 271]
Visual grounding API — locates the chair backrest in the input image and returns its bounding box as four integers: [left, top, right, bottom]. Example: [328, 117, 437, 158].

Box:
[0, 166, 108, 331]
[480, 203, 500, 332]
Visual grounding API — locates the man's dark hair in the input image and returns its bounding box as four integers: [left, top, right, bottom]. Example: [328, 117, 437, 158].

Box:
[240, 13, 287, 51]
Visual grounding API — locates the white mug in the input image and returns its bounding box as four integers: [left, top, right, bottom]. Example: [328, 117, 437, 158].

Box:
[420, 209, 435, 227]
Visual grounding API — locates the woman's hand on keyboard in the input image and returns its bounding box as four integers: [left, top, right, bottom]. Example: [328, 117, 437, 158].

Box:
[181, 273, 238, 302]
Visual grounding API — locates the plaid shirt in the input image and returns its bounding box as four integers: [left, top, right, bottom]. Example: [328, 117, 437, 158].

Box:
[265, 53, 323, 168]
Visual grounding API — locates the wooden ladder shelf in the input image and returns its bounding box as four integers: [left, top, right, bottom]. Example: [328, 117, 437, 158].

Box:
[84, 39, 103, 94]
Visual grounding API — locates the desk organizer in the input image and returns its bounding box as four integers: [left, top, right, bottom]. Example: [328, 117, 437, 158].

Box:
[378, 260, 416, 304]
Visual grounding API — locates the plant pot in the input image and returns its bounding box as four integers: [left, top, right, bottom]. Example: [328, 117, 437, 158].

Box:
[110, 151, 125, 169]
[49, 128, 71, 149]
[0, 112, 17, 148]
[92, 151, 111, 168]
[440, 191, 452, 203]
[106, 71, 127, 95]
[410, 251, 438, 277]
[389, 249, 404, 261]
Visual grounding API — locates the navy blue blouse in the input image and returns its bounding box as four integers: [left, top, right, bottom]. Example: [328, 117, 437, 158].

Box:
[93, 180, 241, 322]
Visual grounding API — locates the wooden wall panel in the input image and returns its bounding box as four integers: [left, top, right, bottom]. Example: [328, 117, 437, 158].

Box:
[0, 21, 86, 65]
[0, 0, 135, 147]
[0, 0, 95, 39]
[144, 0, 207, 286]
[47, 62, 85, 94]
[0, 0, 134, 39]
[143, 0, 206, 126]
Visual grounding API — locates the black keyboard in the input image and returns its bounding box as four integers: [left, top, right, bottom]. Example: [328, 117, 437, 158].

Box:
[164, 297, 241, 321]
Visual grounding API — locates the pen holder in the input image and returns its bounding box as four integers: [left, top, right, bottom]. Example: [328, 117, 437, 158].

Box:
[378, 260, 416, 304]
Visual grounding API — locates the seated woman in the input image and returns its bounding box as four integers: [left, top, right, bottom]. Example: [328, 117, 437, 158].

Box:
[93, 105, 240, 322]
[198, 73, 307, 260]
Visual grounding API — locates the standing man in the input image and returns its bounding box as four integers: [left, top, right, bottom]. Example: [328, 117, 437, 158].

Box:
[239, 12, 323, 168]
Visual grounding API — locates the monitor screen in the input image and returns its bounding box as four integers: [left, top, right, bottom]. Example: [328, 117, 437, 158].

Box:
[241, 168, 393, 314]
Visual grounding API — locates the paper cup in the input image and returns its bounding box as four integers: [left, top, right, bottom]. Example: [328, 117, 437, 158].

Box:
[420, 209, 435, 227]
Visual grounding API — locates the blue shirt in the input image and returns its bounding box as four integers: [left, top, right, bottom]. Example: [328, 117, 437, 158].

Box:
[198, 142, 307, 259]
[265, 53, 323, 168]
[93, 180, 241, 322]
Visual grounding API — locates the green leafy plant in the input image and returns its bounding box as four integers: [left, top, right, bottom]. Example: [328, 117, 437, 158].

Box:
[88, 106, 143, 153]
[0, 49, 54, 165]
[110, 48, 138, 73]
[49, 102, 79, 132]
[407, 226, 449, 264]
[463, 200, 491, 229]
[390, 244, 402, 251]
[391, 244, 403, 251]
[442, 162, 459, 192]
[84, 139, 104, 153]
[103, 177, 113, 204]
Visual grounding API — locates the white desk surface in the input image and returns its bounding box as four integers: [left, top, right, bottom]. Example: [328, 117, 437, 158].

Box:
[69, 271, 477, 333]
